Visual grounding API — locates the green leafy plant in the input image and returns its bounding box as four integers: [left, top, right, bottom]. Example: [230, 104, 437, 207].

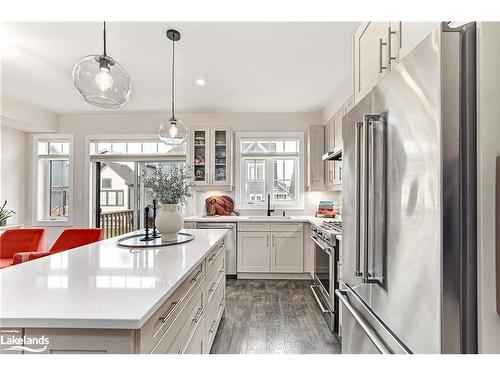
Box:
[0, 200, 15, 223]
[141, 165, 194, 205]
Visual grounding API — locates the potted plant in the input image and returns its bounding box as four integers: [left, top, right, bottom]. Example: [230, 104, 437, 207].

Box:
[142, 165, 193, 241]
[0, 200, 15, 227]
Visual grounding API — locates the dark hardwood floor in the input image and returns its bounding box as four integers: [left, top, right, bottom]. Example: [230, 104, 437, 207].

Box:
[210, 279, 342, 354]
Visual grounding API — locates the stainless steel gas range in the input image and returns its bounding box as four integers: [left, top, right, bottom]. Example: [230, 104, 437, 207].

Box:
[310, 220, 342, 333]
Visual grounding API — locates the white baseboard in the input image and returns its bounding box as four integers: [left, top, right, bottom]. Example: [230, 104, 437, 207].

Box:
[237, 273, 312, 280]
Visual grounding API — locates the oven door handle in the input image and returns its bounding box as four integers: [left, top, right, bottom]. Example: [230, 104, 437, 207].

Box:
[310, 235, 332, 255]
[310, 285, 330, 313]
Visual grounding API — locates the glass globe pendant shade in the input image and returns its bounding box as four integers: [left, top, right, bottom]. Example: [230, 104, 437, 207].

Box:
[72, 55, 131, 109]
[159, 117, 188, 146]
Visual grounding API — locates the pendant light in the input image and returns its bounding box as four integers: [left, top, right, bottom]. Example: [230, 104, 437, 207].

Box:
[159, 29, 188, 146]
[72, 22, 132, 109]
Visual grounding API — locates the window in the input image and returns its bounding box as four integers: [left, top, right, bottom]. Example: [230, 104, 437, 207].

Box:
[100, 190, 125, 207]
[101, 178, 112, 189]
[49, 160, 69, 217]
[90, 139, 186, 156]
[33, 135, 73, 225]
[236, 133, 304, 209]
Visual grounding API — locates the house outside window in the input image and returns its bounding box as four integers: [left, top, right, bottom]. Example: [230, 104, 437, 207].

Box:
[235, 132, 304, 210]
[33, 135, 74, 225]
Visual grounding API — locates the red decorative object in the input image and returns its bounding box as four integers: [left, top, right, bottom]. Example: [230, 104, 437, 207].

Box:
[0, 229, 47, 268]
[205, 196, 239, 216]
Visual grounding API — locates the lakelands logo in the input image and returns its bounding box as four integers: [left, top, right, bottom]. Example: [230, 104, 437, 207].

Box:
[1, 330, 49, 352]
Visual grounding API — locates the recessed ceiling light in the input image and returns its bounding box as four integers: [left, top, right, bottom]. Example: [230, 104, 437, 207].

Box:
[196, 78, 206, 86]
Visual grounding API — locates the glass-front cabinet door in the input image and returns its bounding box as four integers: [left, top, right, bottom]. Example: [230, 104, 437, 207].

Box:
[210, 127, 231, 187]
[190, 127, 210, 186]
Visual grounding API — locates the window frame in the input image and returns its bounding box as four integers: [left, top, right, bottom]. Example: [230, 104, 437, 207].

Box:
[235, 132, 305, 210]
[32, 134, 74, 226]
[100, 190, 125, 207]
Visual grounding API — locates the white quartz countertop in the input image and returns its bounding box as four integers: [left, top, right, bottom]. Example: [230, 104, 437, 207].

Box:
[184, 215, 328, 226]
[0, 229, 228, 330]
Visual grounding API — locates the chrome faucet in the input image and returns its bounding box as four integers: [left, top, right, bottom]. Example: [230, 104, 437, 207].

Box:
[266, 193, 275, 216]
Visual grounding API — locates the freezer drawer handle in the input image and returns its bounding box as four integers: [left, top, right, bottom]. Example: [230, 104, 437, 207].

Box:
[310, 285, 330, 314]
[335, 289, 390, 354]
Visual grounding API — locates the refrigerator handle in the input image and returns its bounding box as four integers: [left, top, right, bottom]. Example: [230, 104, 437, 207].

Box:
[354, 121, 363, 277]
[363, 114, 384, 284]
[336, 289, 390, 354]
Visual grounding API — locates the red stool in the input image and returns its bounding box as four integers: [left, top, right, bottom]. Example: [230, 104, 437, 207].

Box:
[0, 229, 47, 268]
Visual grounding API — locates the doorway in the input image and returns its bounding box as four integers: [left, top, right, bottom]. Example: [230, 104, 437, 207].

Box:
[92, 160, 186, 239]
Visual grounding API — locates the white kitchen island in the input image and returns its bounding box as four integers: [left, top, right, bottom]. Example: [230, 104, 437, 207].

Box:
[0, 229, 228, 354]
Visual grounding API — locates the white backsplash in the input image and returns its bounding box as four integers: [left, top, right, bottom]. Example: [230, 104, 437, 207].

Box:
[188, 190, 341, 217]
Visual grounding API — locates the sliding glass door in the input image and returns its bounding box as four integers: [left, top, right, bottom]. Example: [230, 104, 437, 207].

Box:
[93, 160, 185, 239]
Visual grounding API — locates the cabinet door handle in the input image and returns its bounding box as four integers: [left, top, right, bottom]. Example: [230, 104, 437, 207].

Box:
[266, 234, 269, 247]
[339, 166, 342, 181]
[208, 319, 217, 333]
[191, 270, 202, 283]
[272, 234, 275, 248]
[159, 300, 180, 323]
[379, 38, 387, 73]
[209, 282, 217, 292]
[192, 307, 203, 323]
[387, 26, 397, 64]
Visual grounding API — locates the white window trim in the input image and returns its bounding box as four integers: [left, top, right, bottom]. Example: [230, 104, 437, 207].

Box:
[32, 134, 74, 227]
[235, 132, 305, 210]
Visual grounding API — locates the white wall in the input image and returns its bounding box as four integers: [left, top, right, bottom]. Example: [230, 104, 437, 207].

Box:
[1, 96, 58, 133]
[477, 22, 500, 354]
[0, 124, 28, 226]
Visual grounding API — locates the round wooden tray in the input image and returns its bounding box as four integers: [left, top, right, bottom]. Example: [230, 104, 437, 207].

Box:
[117, 232, 194, 248]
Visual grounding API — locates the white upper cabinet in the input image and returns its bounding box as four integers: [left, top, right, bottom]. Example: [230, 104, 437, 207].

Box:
[353, 22, 440, 105]
[324, 117, 335, 188]
[189, 126, 233, 190]
[398, 22, 440, 61]
[210, 127, 232, 187]
[353, 22, 390, 105]
[306, 125, 325, 191]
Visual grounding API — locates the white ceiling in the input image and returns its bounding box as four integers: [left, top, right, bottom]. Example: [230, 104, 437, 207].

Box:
[0, 22, 359, 114]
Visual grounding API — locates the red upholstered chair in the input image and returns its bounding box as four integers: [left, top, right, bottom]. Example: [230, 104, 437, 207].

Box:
[12, 228, 104, 266]
[0, 229, 47, 269]
[49, 228, 104, 253]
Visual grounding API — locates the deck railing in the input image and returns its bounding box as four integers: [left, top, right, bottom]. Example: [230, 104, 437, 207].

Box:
[100, 209, 134, 239]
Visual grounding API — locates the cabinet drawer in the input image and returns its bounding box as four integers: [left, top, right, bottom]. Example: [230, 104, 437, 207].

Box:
[238, 222, 271, 232]
[206, 256, 225, 305]
[270, 222, 303, 232]
[183, 315, 206, 354]
[205, 281, 225, 351]
[151, 280, 205, 354]
[206, 239, 225, 271]
[138, 262, 205, 353]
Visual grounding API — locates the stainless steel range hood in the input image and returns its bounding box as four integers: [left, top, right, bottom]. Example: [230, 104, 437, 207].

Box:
[322, 149, 342, 161]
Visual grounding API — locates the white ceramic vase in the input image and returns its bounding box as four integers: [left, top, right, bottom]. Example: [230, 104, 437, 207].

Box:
[155, 203, 183, 242]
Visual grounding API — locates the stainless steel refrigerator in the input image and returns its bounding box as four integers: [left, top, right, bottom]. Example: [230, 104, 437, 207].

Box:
[337, 22, 477, 354]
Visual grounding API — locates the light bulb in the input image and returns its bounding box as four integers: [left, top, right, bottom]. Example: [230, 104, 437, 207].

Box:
[169, 123, 179, 137]
[95, 69, 113, 91]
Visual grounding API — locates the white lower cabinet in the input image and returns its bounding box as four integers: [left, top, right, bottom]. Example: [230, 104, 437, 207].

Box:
[237, 231, 270, 272]
[270, 231, 304, 273]
[237, 223, 304, 274]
